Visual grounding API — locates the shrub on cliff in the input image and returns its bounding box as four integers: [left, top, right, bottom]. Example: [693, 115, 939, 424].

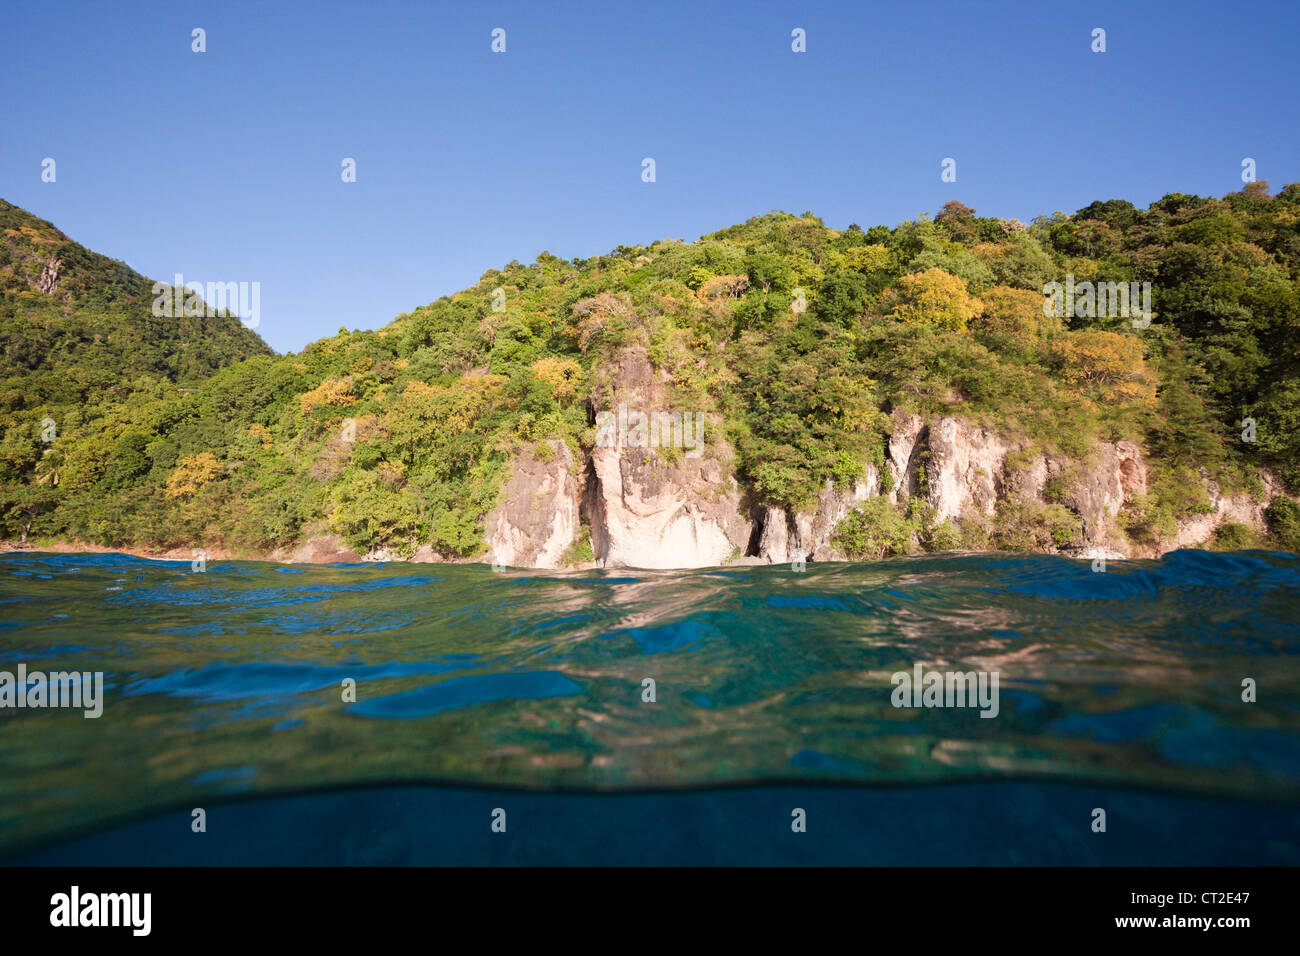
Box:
[1265, 498, 1300, 552]
[831, 497, 915, 560]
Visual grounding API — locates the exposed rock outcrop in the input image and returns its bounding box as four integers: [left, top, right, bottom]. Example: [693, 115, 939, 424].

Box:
[35, 256, 60, 294]
[280, 535, 362, 564]
[470, 354, 1288, 569]
[485, 439, 580, 570]
[795, 469, 882, 559]
[925, 416, 1008, 522]
[759, 470, 882, 564]
[755, 504, 795, 564]
[884, 415, 1159, 555]
[1170, 470, 1280, 550]
[745, 408, 1280, 566]
[587, 443, 749, 568]
[886, 412, 926, 503]
[582, 348, 752, 569]
[1064, 440, 1146, 547]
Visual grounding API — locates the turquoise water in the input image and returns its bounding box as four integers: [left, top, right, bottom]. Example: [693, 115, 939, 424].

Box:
[1, 549, 1298, 863]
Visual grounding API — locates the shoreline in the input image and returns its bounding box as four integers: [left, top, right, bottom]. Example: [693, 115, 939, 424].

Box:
[0, 540, 218, 562]
[0, 537, 1207, 571]
[0, 537, 578, 568]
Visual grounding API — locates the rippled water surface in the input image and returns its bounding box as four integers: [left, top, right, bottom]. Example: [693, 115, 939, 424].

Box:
[1, 550, 1298, 857]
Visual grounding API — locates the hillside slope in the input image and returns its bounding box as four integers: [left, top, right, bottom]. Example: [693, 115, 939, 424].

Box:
[3, 187, 1300, 564]
[0, 199, 273, 540]
[0, 200, 272, 398]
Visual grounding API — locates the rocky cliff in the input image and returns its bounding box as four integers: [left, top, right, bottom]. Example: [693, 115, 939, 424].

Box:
[479, 355, 1283, 569]
[484, 439, 581, 570]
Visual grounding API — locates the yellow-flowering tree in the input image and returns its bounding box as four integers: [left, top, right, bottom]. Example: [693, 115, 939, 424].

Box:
[299, 376, 356, 416]
[974, 285, 1061, 340]
[1051, 330, 1157, 406]
[164, 452, 223, 499]
[531, 357, 583, 403]
[891, 268, 984, 331]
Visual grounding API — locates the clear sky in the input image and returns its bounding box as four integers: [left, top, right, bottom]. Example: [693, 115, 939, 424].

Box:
[3, 0, 1297, 352]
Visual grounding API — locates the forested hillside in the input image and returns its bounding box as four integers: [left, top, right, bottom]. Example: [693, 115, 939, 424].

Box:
[0, 200, 272, 395]
[0, 199, 273, 542]
[3, 185, 1299, 558]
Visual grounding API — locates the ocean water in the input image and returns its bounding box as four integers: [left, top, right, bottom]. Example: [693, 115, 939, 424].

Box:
[1, 549, 1298, 865]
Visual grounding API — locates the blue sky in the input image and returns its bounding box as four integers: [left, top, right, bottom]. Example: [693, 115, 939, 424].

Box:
[3, 0, 1297, 353]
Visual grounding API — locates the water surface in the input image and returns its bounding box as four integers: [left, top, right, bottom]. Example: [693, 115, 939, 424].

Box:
[2, 550, 1297, 861]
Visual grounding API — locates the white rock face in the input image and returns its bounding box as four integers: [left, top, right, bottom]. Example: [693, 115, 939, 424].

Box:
[793, 470, 881, 561]
[1115, 440, 1148, 498]
[925, 416, 1008, 523]
[470, 347, 1291, 568]
[757, 505, 793, 564]
[588, 443, 749, 569]
[485, 440, 580, 570]
[887, 412, 927, 503]
[578, 346, 754, 569]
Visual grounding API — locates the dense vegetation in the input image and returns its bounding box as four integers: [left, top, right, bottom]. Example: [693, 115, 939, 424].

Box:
[2, 184, 1298, 558]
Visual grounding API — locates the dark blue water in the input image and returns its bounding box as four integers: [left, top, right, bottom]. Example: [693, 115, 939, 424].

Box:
[2, 550, 1298, 864]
